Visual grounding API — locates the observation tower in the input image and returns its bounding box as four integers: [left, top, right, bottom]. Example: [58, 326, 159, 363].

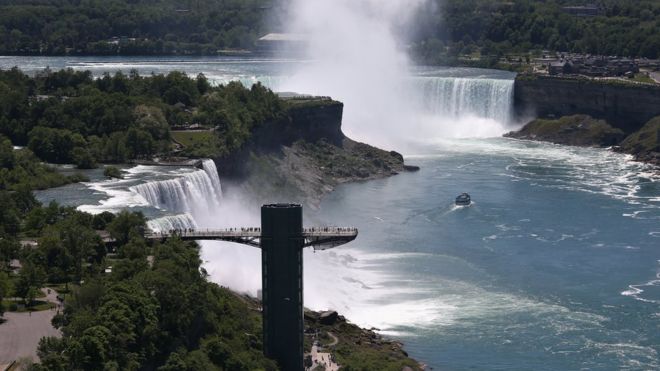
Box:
[145, 203, 358, 371]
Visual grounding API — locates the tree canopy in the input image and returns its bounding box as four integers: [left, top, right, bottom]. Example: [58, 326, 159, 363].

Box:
[0, 68, 284, 165]
[0, 186, 277, 369]
[412, 0, 660, 65]
[0, 0, 271, 55]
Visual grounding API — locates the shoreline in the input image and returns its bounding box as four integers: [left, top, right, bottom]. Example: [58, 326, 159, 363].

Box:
[233, 291, 425, 370]
[504, 115, 660, 168]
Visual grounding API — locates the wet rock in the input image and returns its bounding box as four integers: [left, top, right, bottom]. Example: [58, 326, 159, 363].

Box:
[319, 310, 339, 325]
[505, 115, 625, 147]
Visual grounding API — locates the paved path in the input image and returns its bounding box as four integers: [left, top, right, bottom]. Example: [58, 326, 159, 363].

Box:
[650, 71, 660, 84]
[308, 332, 340, 371]
[0, 289, 62, 365]
[326, 332, 339, 346]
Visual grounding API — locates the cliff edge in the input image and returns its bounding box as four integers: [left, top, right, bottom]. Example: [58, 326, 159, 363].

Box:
[213, 96, 416, 207]
[504, 115, 625, 147]
[514, 74, 660, 134]
[511, 75, 660, 167]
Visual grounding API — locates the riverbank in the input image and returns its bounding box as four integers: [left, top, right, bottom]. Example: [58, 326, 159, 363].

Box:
[235, 293, 424, 370]
[207, 96, 418, 208]
[514, 74, 660, 134]
[222, 137, 414, 208]
[509, 74, 660, 167]
[505, 115, 660, 167]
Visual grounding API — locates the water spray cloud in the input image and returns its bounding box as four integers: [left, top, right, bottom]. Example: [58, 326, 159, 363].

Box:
[277, 0, 427, 150]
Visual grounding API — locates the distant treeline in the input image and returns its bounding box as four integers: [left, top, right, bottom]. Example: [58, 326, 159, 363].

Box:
[1, 0, 658, 62]
[0, 68, 283, 168]
[0, 0, 270, 55]
[412, 0, 660, 65]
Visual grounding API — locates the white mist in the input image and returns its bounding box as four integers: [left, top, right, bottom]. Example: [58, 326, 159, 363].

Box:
[276, 0, 426, 150]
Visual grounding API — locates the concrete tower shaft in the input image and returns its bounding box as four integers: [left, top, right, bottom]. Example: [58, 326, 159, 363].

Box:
[261, 204, 304, 371]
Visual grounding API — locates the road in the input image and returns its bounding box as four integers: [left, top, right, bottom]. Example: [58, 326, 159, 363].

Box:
[0, 289, 62, 366]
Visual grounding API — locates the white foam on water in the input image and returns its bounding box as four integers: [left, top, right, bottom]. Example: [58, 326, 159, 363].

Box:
[76, 160, 221, 218]
[582, 340, 659, 370]
[415, 138, 660, 210]
[129, 160, 222, 219]
[77, 181, 151, 214]
[147, 213, 198, 232]
[621, 261, 660, 304]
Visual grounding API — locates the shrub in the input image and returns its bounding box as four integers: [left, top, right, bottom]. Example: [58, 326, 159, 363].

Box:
[103, 166, 123, 179]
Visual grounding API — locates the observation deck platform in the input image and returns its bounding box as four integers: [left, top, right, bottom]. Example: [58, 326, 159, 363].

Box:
[144, 227, 358, 250]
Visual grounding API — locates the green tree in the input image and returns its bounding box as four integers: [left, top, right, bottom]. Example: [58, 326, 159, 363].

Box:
[0, 238, 19, 268]
[103, 166, 123, 179]
[71, 147, 97, 169]
[103, 132, 128, 163]
[134, 105, 170, 141]
[126, 128, 155, 159]
[67, 326, 113, 370]
[0, 135, 15, 169]
[15, 261, 46, 306]
[92, 211, 116, 230]
[107, 211, 146, 245]
[0, 191, 20, 235]
[58, 219, 103, 282]
[0, 271, 11, 316]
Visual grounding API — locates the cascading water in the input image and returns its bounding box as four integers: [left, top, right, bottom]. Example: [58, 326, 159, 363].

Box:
[417, 77, 514, 124]
[120, 159, 224, 233]
[130, 160, 222, 221]
[147, 213, 198, 232]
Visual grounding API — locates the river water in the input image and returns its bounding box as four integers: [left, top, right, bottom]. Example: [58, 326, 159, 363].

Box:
[14, 56, 659, 370]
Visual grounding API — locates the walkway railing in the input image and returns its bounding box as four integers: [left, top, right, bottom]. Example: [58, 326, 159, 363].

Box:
[144, 227, 358, 250]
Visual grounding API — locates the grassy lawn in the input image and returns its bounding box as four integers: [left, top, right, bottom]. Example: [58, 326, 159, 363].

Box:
[631, 73, 656, 84]
[47, 283, 72, 295]
[2, 299, 55, 312]
[171, 130, 215, 148]
[171, 130, 223, 158]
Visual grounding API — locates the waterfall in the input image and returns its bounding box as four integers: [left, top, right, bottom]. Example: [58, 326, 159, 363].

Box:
[130, 159, 223, 223]
[416, 77, 515, 124]
[147, 213, 198, 232]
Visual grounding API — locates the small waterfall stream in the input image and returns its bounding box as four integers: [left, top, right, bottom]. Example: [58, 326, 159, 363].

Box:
[129, 159, 223, 231]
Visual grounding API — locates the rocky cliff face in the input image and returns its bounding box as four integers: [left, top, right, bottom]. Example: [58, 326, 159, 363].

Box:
[514, 75, 660, 134]
[252, 98, 345, 149]
[214, 97, 415, 207]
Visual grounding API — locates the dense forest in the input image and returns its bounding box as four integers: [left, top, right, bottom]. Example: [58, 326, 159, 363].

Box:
[0, 0, 658, 61]
[0, 190, 277, 370]
[0, 135, 87, 191]
[0, 0, 271, 55]
[0, 68, 284, 167]
[0, 87, 277, 367]
[412, 0, 660, 65]
[0, 115, 277, 369]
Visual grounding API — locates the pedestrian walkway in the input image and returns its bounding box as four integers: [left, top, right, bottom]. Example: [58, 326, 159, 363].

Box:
[0, 288, 62, 366]
[307, 332, 340, 371]
[650, 71, 660, 84]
